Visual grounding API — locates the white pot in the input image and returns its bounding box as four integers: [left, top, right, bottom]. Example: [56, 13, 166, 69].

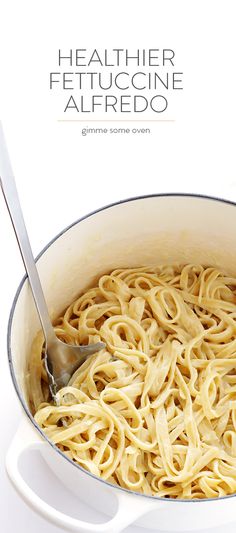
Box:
[6, 194, 236, 533]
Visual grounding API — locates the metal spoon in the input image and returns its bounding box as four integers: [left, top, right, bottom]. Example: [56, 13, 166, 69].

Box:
[0, 123, 105, 403]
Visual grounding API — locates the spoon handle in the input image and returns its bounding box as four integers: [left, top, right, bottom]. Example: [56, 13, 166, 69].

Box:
[0, 122, 56, 346]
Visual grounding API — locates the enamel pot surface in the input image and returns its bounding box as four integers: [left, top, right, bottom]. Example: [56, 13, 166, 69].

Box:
[6, 194, 236, 532]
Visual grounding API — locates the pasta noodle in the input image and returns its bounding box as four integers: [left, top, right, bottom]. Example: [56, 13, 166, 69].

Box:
[30, 264, 236, 499]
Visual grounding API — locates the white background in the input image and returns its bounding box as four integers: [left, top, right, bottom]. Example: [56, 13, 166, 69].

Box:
[1, 1, 236, 532]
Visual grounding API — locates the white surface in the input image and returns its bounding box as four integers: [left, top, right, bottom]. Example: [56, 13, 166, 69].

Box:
[0, 0, 236, 531]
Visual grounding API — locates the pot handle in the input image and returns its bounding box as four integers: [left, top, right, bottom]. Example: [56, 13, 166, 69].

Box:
[6, 420, 162, 533]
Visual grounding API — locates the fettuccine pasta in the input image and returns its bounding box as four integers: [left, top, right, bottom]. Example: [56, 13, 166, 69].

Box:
[30, 264, 236, 499]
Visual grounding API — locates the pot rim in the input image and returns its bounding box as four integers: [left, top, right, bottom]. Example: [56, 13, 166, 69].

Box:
[7, 192, 236, 504]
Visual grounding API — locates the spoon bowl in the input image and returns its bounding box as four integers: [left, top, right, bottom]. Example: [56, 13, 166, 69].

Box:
[45, 337, 105, 401]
